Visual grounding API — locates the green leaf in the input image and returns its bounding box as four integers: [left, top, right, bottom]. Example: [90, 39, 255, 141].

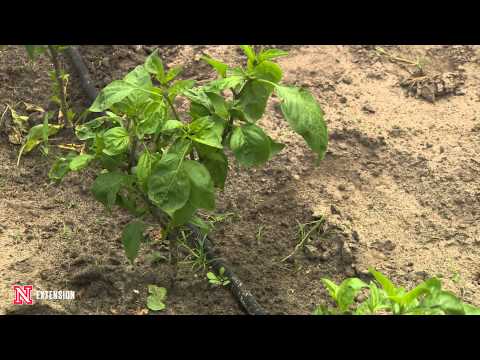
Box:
[148, 153, 191, 217]
[369, 268, 398, 297]
[275, 85, 328, 162]
[354, 302, 373, 315]
[90, 80, 136, 112]
[171, 199, 197, 227]
[229, 124, 275, 167]
[124, 65, 152, 89]
[190, 115, 225, 150]
[168, 80, 196, 102]
[91, 171, 130, 210]
[203, 76, 246, 94]
[122, 221, 145, 263]
[146, 295, 166, 309]
[463, 303, 480, 315]
[136, 101, 166, 138]
[183, 160, 215, 210]
[75, 117, 107, 140]
[196, 144, 228, 189]
[236, 61, 282, 122]
[336, 278, 368, 312]
[22, 124, 62, 154]
[165, 66, 183, 83]
[136, 151, 153, 191]
[69, 154, 94, 171]
[205, 92, 229, 119]
[162, 119, 184, 132]
[258, 48, 289, 62]
[184, 88, 213, 112]
[17, 123, 62, 166]
[189, 102, 211, 120]
[253, 60, 283, 83]
[116, 192, 147, 217]
[201, 55, 228, 78]
[269, 137, 285, 157]
[190, 215, 214, 234]
[423, 290, 465, 315]
[147, 285, 167, 311]
[145, 50, 165, 83]
[240, 45, 257, 66]
[207, 272, 218, 281]
[48, 153, 77, 182]
[398, 278, 440, 306]
[321, 279, 339, 301]
[103, 127, 130, 156]
[366, 282, 390, 313]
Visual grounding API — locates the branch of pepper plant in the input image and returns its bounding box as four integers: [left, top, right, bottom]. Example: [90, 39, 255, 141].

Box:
[47, 46, 70, 127]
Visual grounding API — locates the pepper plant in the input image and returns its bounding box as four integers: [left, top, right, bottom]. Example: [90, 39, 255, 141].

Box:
[50, 45, 328, 279]
[5, 45, 76, 165]
[22, 45, 73, 127]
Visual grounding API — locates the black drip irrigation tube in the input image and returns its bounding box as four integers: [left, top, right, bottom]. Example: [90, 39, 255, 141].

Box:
[65, 46, 268, 315]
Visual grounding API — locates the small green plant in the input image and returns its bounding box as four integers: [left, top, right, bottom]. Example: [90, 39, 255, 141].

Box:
[61, 222, 73, 240]
[207, 267, 231, 287]
[375, 46, 428, 75]
[48, 45, 328, 283]
[314, 268, 480, 315]
[146, 285, 167, 311]
[178, 230, 211, 273]
[281, 217, 325, 262]
[255, 225, 265, 245]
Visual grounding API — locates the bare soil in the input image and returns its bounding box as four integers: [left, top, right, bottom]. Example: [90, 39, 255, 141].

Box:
[1, 45, 479, 315]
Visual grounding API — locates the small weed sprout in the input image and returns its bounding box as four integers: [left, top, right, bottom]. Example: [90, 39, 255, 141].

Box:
[281, 217, 326, 263]
[207, 267, 231, 287]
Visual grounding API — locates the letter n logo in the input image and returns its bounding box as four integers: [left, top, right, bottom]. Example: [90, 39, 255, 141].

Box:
[13, 285, 34, 305]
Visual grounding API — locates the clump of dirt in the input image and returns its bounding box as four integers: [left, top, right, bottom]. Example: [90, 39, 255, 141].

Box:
[400, 71, 466, 102]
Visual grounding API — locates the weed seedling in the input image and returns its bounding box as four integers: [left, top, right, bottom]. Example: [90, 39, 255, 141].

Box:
[146, 285, 167, 311]
[207, 267, 231, 287]
[61, 223, 73, 240]
[256, 225, 265, 245]
[178, 230, 211, 273]
[281, 217, 326, 263]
